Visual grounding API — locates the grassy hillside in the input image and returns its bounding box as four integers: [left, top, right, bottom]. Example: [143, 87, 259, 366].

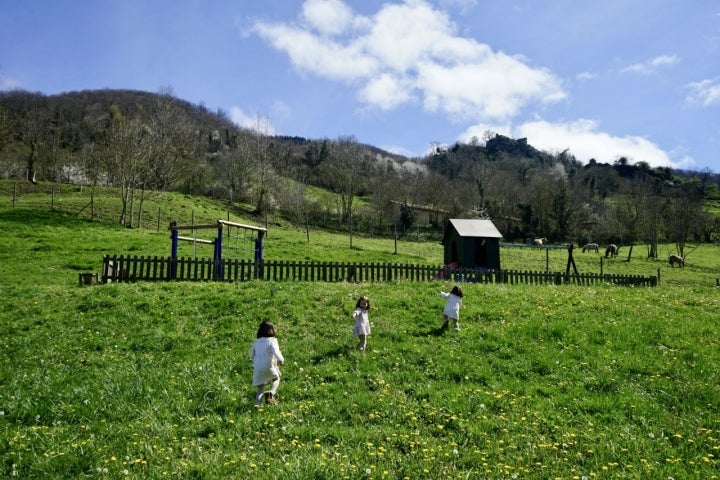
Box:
[1, 188, 719, 479]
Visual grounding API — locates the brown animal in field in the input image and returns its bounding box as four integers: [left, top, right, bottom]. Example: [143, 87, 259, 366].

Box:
[533, 237, 547, 245]
[582, 243, 599, 253]
[668, 254, 685, 268]
[605, 244, 618, 258]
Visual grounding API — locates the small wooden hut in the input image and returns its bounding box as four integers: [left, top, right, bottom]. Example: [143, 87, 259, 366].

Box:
[442, 219, 502, 270]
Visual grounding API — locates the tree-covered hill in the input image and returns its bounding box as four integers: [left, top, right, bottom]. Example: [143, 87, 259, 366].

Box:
[1, 88, 718, 253]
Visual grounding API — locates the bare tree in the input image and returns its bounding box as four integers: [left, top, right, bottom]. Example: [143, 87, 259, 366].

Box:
[0, 103, 12, 153]
[422, 171, 457, 217]
[281, 179, 319, 241]
[145, 93, 200, 191]
[77, 102, 112, 186]
[612, 186, 641, 261]
[0, 103, 16, 177]
[370, 159, 406, 226]
[664, 179, 705, 258]
[637, 179, 666, 259]
[214, 135, 254, 203]
[320, 136, 371, 223]
[482, 168, 523, 235]
[10, 93, 49, 182]
[99, 109, 150, 226]
[523, 170, 558, 238]
[247, 117, 278, 214]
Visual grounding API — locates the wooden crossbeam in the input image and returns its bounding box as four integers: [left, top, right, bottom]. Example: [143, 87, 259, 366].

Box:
[218, 219, 267, 232]
[169, 220, 266, 232]
[169, 222, 219, 230]
[177, 236, 215, 244]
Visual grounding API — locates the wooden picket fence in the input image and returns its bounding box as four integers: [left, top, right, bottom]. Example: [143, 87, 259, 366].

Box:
[101, 255, 658, 287]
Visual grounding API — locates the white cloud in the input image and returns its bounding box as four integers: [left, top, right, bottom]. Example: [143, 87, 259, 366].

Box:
[301, 0, 356, 36]
[459, 123, 512, 142]
[418, 54, 565, 121]
[439, 0, 478, 13]
[230, 107, 276, 134]
[251, 22, 378, 81]
[379, 144, 416, 158]
[621, 54, 679, 74]
[576, 72, 596, 81]
[270, 100, 291, 121]
[252, 0, 566, 121]
[0, 74, 22, 90]
[360, 1, 483, 72]
[513, 119, 675, 168]
[230, 106, 254, 128]
[685, 77, 720, 107]
[358, 73, 414, 110]
[460, 119, 679, 169]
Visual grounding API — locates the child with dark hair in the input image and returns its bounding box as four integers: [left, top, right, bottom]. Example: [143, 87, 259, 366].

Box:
[250, 321, 285, 406]
[440, 285, 464, 331]
[352, 295, 371, 352]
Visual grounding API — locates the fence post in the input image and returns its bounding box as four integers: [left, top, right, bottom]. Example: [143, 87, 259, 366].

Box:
[170, 222, 178, 280]
[102, 255, 108, 283]
[394, 225, 398, 255]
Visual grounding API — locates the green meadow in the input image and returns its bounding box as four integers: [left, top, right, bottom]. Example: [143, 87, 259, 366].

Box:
[1, 188, 719, 479]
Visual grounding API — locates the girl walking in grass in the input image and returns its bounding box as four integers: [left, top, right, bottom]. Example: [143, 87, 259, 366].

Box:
[440, 285, 463, 331]
[250, 321, 284, 406]
[352, 295, 371, 352]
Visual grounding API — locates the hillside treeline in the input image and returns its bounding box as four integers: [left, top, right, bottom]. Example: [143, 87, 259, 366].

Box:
[1, 88, 718, 257]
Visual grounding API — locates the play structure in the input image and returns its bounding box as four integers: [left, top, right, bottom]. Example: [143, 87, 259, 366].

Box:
[169, 219, 267, 280]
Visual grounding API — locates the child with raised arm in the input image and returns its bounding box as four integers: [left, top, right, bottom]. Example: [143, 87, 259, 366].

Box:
[250, 321, 284, 406]
[352, 295, 371, 352]
[440, 285, 464, 331]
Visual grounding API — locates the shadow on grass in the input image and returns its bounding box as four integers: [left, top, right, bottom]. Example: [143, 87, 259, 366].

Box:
[310, 344, 355, 364]
[415, 325, 447, 337]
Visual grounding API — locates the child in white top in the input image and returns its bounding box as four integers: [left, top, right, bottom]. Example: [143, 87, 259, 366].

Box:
[352, 296, 371, 352]
[249, 321, 285, 406]
[440, 285, 463, 331]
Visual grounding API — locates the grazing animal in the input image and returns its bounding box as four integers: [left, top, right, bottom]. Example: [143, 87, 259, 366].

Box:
[533, 237, 547, 245]
[582, 243, 599, 253]
[605, 244, 618, 258]
[668, 254, 685, 268]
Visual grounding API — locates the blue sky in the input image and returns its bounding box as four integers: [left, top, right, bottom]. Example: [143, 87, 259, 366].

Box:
[2, 0, 719, 172]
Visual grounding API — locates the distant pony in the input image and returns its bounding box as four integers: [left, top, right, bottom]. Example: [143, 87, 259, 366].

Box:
[582, 243, 599, 253]
[533, 237, 547, 245]
[605, 244, 618, 258]
[668, 254, 685, 268]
